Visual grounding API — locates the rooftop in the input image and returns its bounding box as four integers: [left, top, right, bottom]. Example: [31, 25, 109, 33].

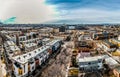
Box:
[21, 38, 39, 42]
[77, 52, 91, 58]
[105, 56, 119, 66]
[13, 45, 50, 64]
[42, 38, 50, 42]
[12, 39, 60, 64]
[25, 43, 37, 48]
[77, 55, 104, 62]
[6, 41, 15, 46]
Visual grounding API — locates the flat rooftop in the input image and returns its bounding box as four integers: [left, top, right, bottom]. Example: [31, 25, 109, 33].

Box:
[12, 39, 60, 64]
[105, 56, 119, 66]
[25, 43, 37, 48]
[12, 45, 50, 64]
[78, 55, 104, 62]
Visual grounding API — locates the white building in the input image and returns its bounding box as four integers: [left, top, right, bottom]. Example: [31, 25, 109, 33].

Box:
[4, 41, 20, 59]
[18, 32, 39, 45]
[6, 35, 17, 43]
[118, 35, 120, 40]
[104, 55, 119, 68]
[76, 54, 103, 72]
[12, 45, 50, 77]
[42, 38, 50, 45]
[12, 39, 61, 77]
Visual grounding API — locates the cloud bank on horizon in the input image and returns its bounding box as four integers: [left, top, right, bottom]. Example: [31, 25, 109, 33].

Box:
[0, 0, 120, 24]
[0, 0, 57, 24]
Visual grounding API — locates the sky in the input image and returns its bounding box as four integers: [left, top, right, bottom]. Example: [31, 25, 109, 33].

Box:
[0, 0, 120, 24]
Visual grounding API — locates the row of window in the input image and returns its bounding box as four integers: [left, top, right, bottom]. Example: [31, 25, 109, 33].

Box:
[80, 61, 102, 65]
[79, 66, 100, 71]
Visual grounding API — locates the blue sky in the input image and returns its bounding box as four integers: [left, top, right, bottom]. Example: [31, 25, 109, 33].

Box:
[46, 0, 120, 10]
[1, 0, 120, 24]
[45, 0, 120, 24]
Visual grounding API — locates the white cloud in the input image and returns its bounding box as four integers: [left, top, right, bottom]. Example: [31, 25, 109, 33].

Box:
[0, 0, 57, 24]
[1, 0, 120, 24]
[57, 8, 120, 23]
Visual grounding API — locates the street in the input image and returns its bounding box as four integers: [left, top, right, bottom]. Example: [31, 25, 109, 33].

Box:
[40, 41, 73, 77]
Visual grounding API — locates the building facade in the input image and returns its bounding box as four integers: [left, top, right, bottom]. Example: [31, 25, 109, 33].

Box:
[76, 55, 103, 72]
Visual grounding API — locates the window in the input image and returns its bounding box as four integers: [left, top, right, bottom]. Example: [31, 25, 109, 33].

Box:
[9, 50, 13, 54]
[14, 62, 20, 68]
[18, 57, 21, 60]
[32, 66, 34, 70]
[23, 38, 25, 41]
[23, 55, 26, 58]
[88, 62, 91, 65]
[28, 58, 34, 64]
[39, 55, 42, 58]
[29, 53, 31, 56]
[98, 60, 101, 63]
[18, 67, 23, 75]
[20, 38, 22, 41]
[24, 64, 25, 73]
